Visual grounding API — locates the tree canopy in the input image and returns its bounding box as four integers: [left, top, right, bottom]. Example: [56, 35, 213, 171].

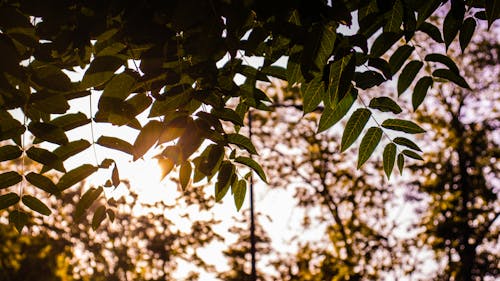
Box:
[0, 0, 499, 230]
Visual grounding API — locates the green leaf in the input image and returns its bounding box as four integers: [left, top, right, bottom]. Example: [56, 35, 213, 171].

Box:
[397, 153, 405, 175]
[357, 127, 382, 169]
[459, 17, 476, 53]
[368, 58, 392, 79]
[418, 22, 443, 43]
[133, 120, 163, 160]
[398, 60, 423, 95]
[31, 62, 72, 92]
[314, 24, 336, 68]
[25, 172, 58, 195]
[197, 144, 224, 177]
[341, 108, 371, 152]
[381, 119, 425, 134]
[92, 205, 107, 230]
[424, 53, 460, 74]
[97, 136, 134, 156]
[53, 140, 91, 161]
[486, 0, 500, 28]
[318, 88, 357, 133]
[233, 179, 247, 211]
[383, 143, 396, 179]
[389, 45, 414, 75]
[370, 32, 401, 57]
[57, 164, 98, 191]
[394, 137, 422, 151]
[354, 71, 386, 89]
[215, 161, 235, 202]
[402, 149, 423, 160]
[368, 97, 402, 114]
[260, 65, 287, 80]
[384, 0, 403, 33]
[416, 0, 443, 26]
[81, 56, 124, 89]
[101, 72, 136, 100]
[22, 195, 51, 216]
[227, 134, 257, 154]
[28, 122, 68, 145]
[0, 145, 22, 162]
[49, 112, 90, 131]
[235, 156, 267, 183]
[432, 68, 470, 89]
[302, 77, 324, 114]
[327, 54, 355, 107]
[179, 161, 192, 190]
[211, 107, 244, 126]
[0, 192, 20, 210]
[74, 186, 103, 221]
[0, 171, 22, 189]
[443, 0, 465, 49]
[9, 210, 28, 232]
[26, 147, 65, 173]
[412, 76, 433, 111]
[30, 91, 70, 114]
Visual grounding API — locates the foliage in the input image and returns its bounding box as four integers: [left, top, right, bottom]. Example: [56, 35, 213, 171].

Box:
[0, 0, 499, 228]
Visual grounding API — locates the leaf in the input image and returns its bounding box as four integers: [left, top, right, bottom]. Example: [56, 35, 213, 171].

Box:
[31, 62, 72, 92]
[74, 186, 103, 220]
[381, 119, 425, 134]
[443, 0, 465, 49]
[397, 153, 405, 175]
[354, 71, 386, 89]
[424, 53, 460, 74]
[52, 140, 91, 161]
[0, 192, 20, 210]
[211, 107, 244, 126]
[22, 195, 51, 216]
[389, 45, 414, 75]
[416, 0, 443, 26]
[384, 0, 403, 33]
[26, 147, 65, 173]
[179, 161, 192, 190]
[418, 22, 444, 43]
[158, 158, 175, 180]
[368, 97, 402, 114]
[112, 164, 120, 187]
[327, 54, 355, 106]
[227, 134, 257, 154]
[412, 76, 433, 111]
[233, 179, 247, 211]
[397, 60, 423, 95]
[92, 205, 107, 230]
[215, 161, 235, 202]
[432, 68, 470, 89]
[260, 65, 287, 80]
[486, 0, 500, 28]
[30, 91, 70, 114]
[106, 209, 115, 222]
[56, 164, 98, 191]
[370, 32, 401, 57]
[97, 136, 134, 156]
[25, 172, 58, 195]
[0, 145, 22, 162]
[383, 143, 397, 179]
[49, 112, 90, 131]
[341, 108, 371, 152]
[28, 121, 68, 145]
[81, 56, 124, 89]
[394, 137, 422, 151]
[318, 88, 357, 133]
[368, 58, 392, 79]
[0, 171, 22, 189]
[402, 149, 423, 160]
[302, 77, 324, 114]
[133, 120, 163, 160]
[357, 127, 382, 168]
[9, 210, 28, 232]
[235, 156, 267, 183]
[459, 17, 476, 53]
[101, 72, 136, 100]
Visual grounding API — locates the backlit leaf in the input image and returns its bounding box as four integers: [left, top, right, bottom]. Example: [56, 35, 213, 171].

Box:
[179, 161, 192, 190]
[101, 72, 136, 100]
[318, 88, 357, 133]
[158, 158, 175, 180]
[459, 17, 476, 53]
[394, 137, 422, 151]
[381, 119, 425, 134]
[81, 56, 124, 89]
[22, 195, 51, 216]
[215, 161, 235, 202]
[30, 91, 69, 114]
[112, 164, 120, 187]
[383, 143, 396, 179]
[432, 68, 470, 89]
[425, 53, 460, 74]
[397, 153, 404, 175]
[368, 97, 402, 114]
[418, 22, 443, 43]
[398, 60, 423, 95]
[233, 179, 247, 211]
[0, 145, 22, 162]
[370, 32, 401, 57]
[235, 156, 267, 183]
[227, 134, 257, 154]
[302, 77, 324, 114]
[416, 0, 443, 26]
[57, 164, 98, 191]
[92, 205, 107, 230]
[357, 127, 382, 169]
[212, 107, 244, 126]
[25, 172, 58, 195]
[133, 120, 163, 160]
[412, 76, 433, 111]
[74, 186, 103, 221]
[486, 0, 500, 28]
[384, 0, 403, 33]
[0, 192, 20, 210]
[341, 108, 371, 152]
[26, 147, 65, 173]
[0, 171, 22, 189]
[354, 71, 386, 89]
[49, 112, 90, 131]
[28, 121, 68, 145]
[97, 136, 134, 156]
[389, 45, 414, 75]
[443, 0, 465, 49]
[9, 210, 28, 232]
[327, 54, 355, 106]
[402, 149, 423, 160]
